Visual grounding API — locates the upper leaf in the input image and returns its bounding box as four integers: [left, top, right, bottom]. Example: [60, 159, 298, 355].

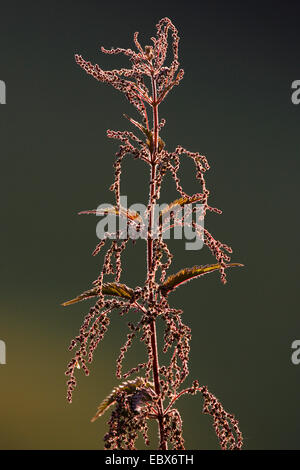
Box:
[124, 113, 165, 153]
[159, 263, 244, 296]
[79, 206, 142, 222]
[158, 195, 204, 224]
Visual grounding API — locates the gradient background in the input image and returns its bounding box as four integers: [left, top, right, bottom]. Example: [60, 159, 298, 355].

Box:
[1, 0, 300, 449]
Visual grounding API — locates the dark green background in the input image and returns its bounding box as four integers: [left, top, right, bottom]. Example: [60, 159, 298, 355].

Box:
[1, 0, 299, 449]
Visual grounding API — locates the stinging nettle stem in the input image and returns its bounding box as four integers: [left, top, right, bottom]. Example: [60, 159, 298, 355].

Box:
[148, 72, 167, 448]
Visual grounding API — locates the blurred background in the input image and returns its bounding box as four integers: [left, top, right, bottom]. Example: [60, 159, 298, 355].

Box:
[1, 0, 300, 449]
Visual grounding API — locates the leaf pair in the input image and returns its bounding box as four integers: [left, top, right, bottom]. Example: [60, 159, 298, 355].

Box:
[62, 263, 243, 306]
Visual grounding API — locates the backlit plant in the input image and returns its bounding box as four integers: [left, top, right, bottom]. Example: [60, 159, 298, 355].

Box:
[63, 17, 243, 450]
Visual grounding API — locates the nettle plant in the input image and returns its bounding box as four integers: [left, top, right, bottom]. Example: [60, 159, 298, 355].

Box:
[63, 17, 243, 450]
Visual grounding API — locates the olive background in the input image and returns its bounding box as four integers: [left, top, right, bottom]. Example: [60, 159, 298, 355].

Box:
[1, 0, 300, 449]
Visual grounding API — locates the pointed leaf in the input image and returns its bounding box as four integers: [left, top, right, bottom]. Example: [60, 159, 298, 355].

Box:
[79, 206, 142, 222]
[124, 114, 165, 153]
[102, 283, 134, 300]
[91, 377, 155, 422]
[159, 195, 204, 224]
[123, 113, 147, 135]
[160, 263, 243, 296]
[62, 282, 134, 306]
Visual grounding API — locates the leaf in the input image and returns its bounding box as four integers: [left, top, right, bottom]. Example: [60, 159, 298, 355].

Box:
[146, 133, 165, 154]
[158, 195, 204, 224]
[123, 113, 147, 135]
[61, 282, 134, 306]
[91, 377, 155, 422]
[102, 283, 134, 300]
[159, 263, 244, 296]
[79, 206, 142, 222]
[124, 113, 165, 153]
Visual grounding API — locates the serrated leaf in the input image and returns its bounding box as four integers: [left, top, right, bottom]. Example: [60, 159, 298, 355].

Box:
[91, 377, 155, 422]
[159, 195, 204, 224]
[79, 206, 142, 222]
[61, 282, 134, 306]
[160, 263, 244, 296]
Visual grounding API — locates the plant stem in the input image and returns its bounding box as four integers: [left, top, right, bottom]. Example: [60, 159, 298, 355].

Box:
[147, 73, 168, 450]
